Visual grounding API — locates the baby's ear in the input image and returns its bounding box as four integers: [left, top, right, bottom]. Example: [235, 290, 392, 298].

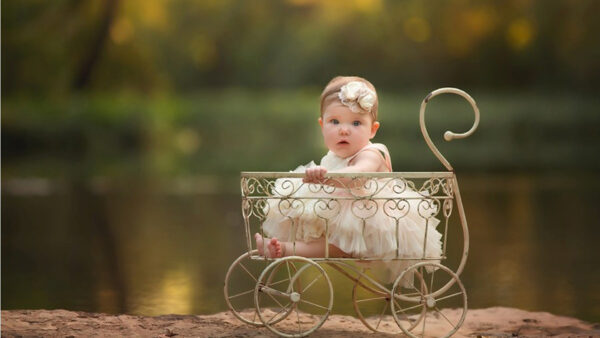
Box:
[318, 117, 323, 127]
[370, 121, 380, 138]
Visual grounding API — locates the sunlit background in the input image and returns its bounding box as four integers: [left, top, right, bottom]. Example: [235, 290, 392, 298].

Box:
[2, 0, 599, 323]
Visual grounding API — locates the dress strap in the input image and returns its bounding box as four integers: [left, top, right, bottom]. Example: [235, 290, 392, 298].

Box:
[347, 143, 393, 172]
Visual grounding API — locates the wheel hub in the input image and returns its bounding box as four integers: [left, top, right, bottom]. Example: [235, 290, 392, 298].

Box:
[290, 292, 301, 303]
[425, 296, 436, 308]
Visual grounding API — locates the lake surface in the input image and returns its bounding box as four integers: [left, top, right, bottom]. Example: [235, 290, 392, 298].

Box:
[2, 173, 599, 323]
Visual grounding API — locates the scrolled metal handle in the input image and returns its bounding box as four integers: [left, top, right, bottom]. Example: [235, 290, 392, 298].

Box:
[419, 87, 480, 171]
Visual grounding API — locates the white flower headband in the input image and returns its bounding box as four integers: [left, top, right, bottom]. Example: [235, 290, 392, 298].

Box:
[338, 81, 376, 114]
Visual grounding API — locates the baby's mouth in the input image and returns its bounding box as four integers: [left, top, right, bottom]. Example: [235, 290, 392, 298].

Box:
[337, 140, 349, 145]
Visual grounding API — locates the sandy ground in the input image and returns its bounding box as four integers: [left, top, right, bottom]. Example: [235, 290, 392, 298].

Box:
[2, 307, 599, 337]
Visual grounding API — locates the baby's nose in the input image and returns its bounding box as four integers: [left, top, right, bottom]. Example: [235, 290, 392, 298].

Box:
[339, 126, 350, 135]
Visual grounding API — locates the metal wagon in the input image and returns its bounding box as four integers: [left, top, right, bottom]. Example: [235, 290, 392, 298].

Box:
[224, 88, 480, 337]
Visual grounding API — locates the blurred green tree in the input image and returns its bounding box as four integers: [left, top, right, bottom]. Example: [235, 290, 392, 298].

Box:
[2, 0, 600, 96]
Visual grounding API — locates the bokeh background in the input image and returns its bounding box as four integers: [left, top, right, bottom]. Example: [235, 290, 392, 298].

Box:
[2, 0, 599, 322]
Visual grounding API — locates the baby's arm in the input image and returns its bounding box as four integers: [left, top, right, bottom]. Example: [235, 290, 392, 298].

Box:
[338, 150, 385, 173]
[303, 150, 385, 184]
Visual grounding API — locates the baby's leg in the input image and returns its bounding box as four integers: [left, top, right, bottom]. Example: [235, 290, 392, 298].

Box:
[255, 233, 286, 258]
[255, 233, 351, 258]
[255, 233, 268, 256]
[274, 237, 351, 258]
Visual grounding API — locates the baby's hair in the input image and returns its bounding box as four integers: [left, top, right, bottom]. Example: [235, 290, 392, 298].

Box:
[320, 76, 379, 121]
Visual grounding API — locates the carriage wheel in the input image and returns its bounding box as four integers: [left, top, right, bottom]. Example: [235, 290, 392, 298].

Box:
[391, 262, 467, 338]
[255, 256, 333, 337]
[224, 250, 274, 326]
[352, 269, 426, 334]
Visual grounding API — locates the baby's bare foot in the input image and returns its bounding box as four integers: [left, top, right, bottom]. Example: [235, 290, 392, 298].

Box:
[268, 238, 284, 258]
[255, 233, 266, 256]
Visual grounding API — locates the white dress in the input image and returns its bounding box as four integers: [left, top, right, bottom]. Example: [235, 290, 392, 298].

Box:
[261, 143, 443, 284]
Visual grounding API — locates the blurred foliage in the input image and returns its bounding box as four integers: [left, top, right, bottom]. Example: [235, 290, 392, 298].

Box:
[2, 0, 600, 178]
[2, 0, 600, 94]
[3, 90, 599, 181]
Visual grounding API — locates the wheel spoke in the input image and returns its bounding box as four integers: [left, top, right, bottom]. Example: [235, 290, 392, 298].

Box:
[375, 299, 388, 330]
[239, 262, 257, 282]
[295, 307, 302, 333]
[289, 260, 298, 274]
[290, 261, 300, 292]
[435, 306, 458, 329]
[393, 298, 402, 314]
[435, 291, 463, 303]
[395, 301, 424, 313]
[419, 266, 426, 294]
[401, 291, 423, 297]
[267, 302, 292, 324]
[228, 288, 254, 300]
[410, 285, 425, 297]
[269, 277, 291, 288]
[302, 274, 322, 293]
[299, 298, 329, 311]
[356, 295, 387, 303]
[264, 291, 286, 308]
[286, 261, 293, 292]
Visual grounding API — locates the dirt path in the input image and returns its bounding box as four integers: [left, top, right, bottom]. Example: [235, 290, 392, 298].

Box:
[2, 307, 598, 337]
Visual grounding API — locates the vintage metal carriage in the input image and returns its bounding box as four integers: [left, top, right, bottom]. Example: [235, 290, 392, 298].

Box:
[224, 88, 480, 337]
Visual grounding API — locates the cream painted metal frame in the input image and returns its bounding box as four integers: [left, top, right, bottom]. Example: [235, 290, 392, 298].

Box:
[224, 88, 480, 337]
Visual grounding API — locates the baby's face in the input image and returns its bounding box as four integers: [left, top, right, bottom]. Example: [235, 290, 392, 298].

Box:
[319, 102, 379, 158]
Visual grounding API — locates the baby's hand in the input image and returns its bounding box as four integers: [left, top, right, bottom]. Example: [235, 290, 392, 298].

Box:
[303, 166, 327, 183]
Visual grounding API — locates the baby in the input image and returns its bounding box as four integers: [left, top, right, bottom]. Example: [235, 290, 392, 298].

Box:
[255, 76, 402, 259]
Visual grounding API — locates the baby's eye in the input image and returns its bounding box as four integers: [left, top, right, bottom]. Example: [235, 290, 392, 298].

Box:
[331, 119, 339, 125]
[352, 121, 361, 126]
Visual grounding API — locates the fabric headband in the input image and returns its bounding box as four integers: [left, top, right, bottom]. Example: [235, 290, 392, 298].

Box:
[338, 81, 376, 114]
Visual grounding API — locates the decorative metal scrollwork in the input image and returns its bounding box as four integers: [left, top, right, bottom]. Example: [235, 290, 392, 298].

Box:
[420, 87, 480, 171]
[383, 198, 411, 220]
[417, 198, 441, 220]
[276, 198, 305, 218]
[241, 172, 460, 261]
[351, 199, 379, 220]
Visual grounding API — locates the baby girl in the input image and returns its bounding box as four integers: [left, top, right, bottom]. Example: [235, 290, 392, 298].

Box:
[255, 76, 442, 269]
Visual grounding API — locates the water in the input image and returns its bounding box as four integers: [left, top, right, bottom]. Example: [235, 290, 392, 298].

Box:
[2, 173, 599, 323]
